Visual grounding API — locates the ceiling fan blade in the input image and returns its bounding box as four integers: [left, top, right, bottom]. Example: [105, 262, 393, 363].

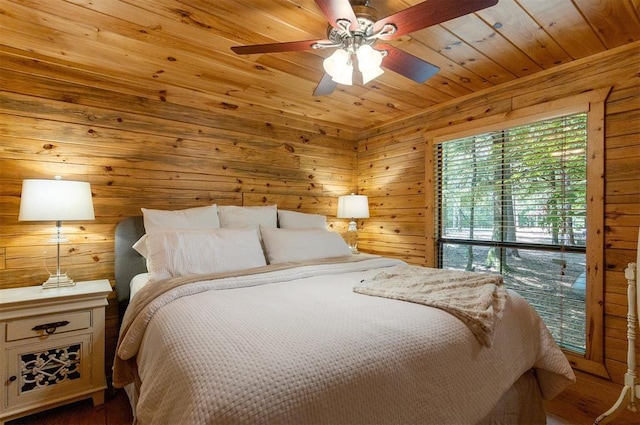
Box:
[232, 39, 328, 55]
[373, 0, 498, 40]
[313, 73, 337, 96]
[314, 0, 359, 31]
[377, 44, 439, 84]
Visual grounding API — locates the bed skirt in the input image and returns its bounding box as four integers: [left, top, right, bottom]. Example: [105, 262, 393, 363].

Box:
[124, 368, 546, 425]
[478, 368, 546, 424]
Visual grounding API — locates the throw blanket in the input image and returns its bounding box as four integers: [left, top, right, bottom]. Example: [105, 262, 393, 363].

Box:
[354, 265, 507, 347]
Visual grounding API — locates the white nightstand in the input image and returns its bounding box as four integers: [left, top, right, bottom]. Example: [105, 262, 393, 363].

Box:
[0, 279, 112, 424]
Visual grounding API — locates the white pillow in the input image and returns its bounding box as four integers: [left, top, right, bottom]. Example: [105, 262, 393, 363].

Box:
[132, 235, 150, 258]
[260, 227, 351, 264]
[141, 204, 220, 234]
[134, 205, 221, 258]
[129, 272, 150, 300]
[145, 228, 267, 282]
[218, 205, 277, 228]
[278, 210, 327, 229]
[134, 229, 221, 259]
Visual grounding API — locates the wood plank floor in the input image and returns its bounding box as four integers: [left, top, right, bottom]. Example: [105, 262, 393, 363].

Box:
[6, 388, 133, 425]
[544, 370, 640, 425]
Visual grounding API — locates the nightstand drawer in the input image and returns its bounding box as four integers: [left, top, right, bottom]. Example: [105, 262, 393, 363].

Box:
[5, 310, 92, 342]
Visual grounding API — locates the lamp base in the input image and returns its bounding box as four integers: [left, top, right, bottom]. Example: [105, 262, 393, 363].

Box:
[42, 273, 75, 289]
[346, 220, 359, 254]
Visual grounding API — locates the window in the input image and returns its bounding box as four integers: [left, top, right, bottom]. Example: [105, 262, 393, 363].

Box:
[435, 113, 587, 353]
[424, 89, 609, 376]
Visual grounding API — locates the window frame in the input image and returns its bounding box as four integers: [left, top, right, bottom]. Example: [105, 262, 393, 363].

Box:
[423, 88, 611, 377]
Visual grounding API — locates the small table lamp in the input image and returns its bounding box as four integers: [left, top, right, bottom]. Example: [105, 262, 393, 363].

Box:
[18, 177, 95, 288]
[337, 193, 369, 254]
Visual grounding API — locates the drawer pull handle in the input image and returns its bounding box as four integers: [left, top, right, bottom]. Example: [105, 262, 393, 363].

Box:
[9, 376, 17, 382]
[32, 320, 70, 334]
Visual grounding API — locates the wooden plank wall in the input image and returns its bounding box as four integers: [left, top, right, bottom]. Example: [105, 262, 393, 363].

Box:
[357, 41, 640, 421]
[0, 50, 358, 379]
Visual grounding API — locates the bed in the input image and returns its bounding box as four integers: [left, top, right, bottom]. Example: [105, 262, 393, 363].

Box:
[112, 205, 576, 425]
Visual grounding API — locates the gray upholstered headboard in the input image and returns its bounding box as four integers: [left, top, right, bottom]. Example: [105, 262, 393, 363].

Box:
[114, 216, 146, 304]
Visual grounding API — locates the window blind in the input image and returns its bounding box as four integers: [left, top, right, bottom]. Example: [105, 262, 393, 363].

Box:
[435, 113, 588, 353]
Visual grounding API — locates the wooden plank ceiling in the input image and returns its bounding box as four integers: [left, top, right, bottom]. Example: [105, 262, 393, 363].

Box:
[1, 0, 638, 133]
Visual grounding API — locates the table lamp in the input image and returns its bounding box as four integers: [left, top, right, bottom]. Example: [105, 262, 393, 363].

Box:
[337, 193, 369, 254]
[18, 177, 95, 288]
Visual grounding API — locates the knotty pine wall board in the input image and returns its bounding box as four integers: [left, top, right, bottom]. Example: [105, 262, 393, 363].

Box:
[0, 49, 358, 385]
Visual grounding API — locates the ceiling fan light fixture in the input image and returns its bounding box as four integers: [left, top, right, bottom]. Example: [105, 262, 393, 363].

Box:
[357, 44, 384, 83]
[323, 49, 349, 76]
[331, 62, 354, 85]
[361, 66, 384, 84]
[357, 45, 382, 70]
[324, 48, 353, 85]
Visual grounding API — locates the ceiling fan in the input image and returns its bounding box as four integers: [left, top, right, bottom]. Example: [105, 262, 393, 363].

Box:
[231, 0, 498, 96]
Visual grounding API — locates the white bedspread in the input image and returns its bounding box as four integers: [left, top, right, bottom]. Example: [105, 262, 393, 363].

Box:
[114, 257, 575, 425]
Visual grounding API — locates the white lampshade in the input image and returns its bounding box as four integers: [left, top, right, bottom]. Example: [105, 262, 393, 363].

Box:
[357, 45, 384, 84]
[357, 45, 383, 70]
[331, 63, 353, 85]
[19, 178, 95, 221]
[361, 67, 384, 84]
[337, 193, 369, 219]
[323, 49, 349, 76]
[323, 49, 353, 86]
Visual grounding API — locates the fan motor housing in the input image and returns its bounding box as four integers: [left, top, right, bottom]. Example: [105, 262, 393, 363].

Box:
[326, 3, 378, 45]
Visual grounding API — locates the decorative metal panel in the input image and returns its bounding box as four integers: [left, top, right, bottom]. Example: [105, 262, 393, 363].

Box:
[20, 344, 81, 393]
